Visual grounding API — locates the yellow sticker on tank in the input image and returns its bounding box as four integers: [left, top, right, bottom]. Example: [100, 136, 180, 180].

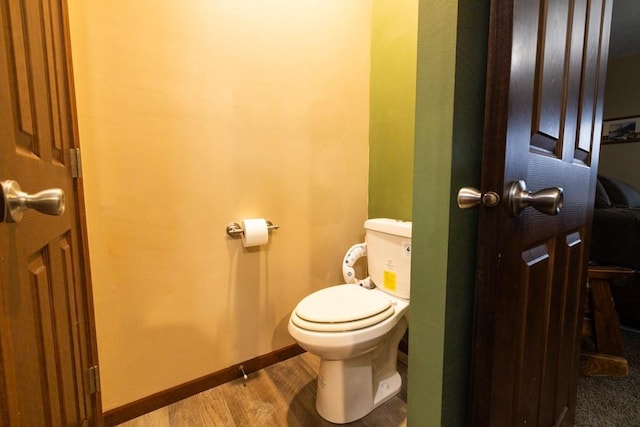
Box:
[383, 270, 397, 292]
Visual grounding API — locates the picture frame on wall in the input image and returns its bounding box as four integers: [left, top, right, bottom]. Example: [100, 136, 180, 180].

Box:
[601, 116, 640, 144]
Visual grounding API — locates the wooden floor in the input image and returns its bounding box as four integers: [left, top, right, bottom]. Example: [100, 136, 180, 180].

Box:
[117, 352, 408, 426]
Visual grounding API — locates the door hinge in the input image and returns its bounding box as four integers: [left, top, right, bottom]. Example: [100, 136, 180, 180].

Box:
[70, 148, 83, 178]
[88, 365, 100, 394]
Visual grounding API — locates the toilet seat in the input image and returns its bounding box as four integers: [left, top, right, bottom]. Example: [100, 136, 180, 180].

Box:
[292, 285, 395, 332]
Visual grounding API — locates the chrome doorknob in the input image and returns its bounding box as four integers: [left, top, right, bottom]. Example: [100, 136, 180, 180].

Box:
[507, 180, 563, 217]
[457, 187, 500, 209]
[1, 180, 65, 223]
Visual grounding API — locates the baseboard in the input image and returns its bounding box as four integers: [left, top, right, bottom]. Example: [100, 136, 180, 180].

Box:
[103, 344, 304, 426]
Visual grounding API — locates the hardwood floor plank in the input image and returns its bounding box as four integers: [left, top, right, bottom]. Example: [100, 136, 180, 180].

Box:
[222, 372, 288, 426]
[117, 406, 169, 426]
[117, 352, 407, 426]
[168, 387, 235, 426]
[268, 357, 325, 426]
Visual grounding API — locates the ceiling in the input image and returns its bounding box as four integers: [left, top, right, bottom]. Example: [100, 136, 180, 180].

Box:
[609, 0, 640, 59]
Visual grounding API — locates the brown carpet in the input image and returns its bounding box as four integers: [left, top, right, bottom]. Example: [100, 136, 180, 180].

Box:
[576, 329, 640, 426]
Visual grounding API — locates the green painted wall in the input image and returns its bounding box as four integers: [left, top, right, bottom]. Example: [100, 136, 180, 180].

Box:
[407, 2, 458, 424]
[368, 0, 488, 425]
[368, 0, 418, 221]
[407, 1, 488, 426]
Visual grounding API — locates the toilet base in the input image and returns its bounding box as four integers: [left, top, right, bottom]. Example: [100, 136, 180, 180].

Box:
[314, 317, 407, 424]
[315, 355, 402, 424]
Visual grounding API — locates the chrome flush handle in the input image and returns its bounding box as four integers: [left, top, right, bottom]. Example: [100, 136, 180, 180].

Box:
[1, 180, 65, 223]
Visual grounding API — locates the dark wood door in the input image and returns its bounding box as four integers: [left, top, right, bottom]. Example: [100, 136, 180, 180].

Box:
[0, 1, 100, 425]
[470, 0, 612, 426]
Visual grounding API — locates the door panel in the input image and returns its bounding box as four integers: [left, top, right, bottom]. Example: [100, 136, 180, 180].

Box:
[470, 0, 612, 425]
[0, 1, 99, 425]
[7, 0, 36, 150]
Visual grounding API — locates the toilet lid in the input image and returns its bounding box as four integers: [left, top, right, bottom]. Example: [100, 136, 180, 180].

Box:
[292, 285, 394, 332]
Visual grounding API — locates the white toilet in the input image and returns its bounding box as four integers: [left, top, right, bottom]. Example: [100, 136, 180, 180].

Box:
[288, 218, 411, 424]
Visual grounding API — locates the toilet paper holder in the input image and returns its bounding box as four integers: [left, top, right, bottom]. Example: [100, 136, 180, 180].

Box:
[226, 220, 279, 238]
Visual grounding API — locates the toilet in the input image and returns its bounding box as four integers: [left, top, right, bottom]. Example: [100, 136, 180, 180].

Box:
[288, 218, 411, 424]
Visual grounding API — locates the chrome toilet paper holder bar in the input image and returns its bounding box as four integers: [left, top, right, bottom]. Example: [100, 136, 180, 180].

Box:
[226, 220, 279, 238]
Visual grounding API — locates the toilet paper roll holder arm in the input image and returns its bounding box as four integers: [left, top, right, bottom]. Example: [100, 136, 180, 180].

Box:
[226, 220, 279, 238]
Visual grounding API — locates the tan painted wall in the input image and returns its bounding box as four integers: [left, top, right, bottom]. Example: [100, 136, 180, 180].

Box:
[68, 0, 372, 409]
[599, 54, 640, 187]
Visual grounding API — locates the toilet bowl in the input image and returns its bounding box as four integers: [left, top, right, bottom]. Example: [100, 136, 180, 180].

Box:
[288, 218, 411, 424]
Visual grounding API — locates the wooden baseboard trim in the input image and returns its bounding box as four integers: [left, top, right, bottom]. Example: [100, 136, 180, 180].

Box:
[103, 344, 304, 426]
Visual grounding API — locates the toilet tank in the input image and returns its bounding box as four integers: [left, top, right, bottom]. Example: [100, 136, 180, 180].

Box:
[364, 218, 412, 299]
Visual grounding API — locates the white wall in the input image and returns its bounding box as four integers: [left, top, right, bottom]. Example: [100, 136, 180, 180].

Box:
[68, 0, 372, 409]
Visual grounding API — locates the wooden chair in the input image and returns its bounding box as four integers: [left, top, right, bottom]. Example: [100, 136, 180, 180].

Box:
[580, 265, 630, 376]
